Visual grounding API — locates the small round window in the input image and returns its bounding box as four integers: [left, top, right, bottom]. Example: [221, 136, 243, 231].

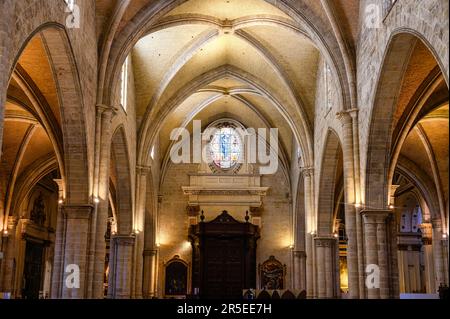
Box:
[208, 123, 242, 170]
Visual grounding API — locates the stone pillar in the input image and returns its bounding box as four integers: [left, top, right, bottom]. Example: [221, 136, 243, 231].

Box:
[60, 205, 94, 299]
[293, 251, 306, 291]
[301, 167, 315, 298]
[314, 237, 338, 298]
[419, 223, 435, 293]
[142, 249, 158, 298]
[348, 109, 365, 298]
[51, 184, 65, 298]
[388, 185, 400, 298]
[132, 166, 150, 299]
[0, 216, 17, 295]
[432, 218, 448, 288]
[361, 210, 391, 299]
[337, 111, 359, 299]
[90, 106, 114, 299]
[108, 235, 135, 299]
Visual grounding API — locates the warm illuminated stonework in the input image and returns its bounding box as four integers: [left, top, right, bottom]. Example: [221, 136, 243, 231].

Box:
[0, 0, 448, 300]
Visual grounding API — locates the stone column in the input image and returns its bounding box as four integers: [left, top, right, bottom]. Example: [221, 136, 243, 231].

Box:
[314, 237, 338, 298]
[142, 249, 158, 298]
[60, 205, 94, 299]
[419, 223, 435, 293]
[348, 109, 365, 298]
[301, 167, 315, 298]
[91, 106, 114, 299]
[0, 216, 17, 295]
[108, 235, 135, 299]
[361, 210, 391, 299]
[132, 166, 150, 299]
[51, 184, 65, 298]
[337, 111, 359, 299]
[293, 251, 306, 291]
[432, 218, 448, 288]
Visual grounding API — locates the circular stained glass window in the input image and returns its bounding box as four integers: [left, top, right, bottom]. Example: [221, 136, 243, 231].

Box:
[208, 124, 242, 170]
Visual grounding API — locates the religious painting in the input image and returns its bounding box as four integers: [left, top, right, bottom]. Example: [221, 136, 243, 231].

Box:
[259, 256, 286, 290]
[165, 256, 188, 297]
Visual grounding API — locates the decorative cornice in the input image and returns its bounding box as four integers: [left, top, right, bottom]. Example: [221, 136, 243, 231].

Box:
[182, 186, 269, 196]
[314, 237, 336, 247]
[360, 210, 392, 224]
[112, 235, 135, 246]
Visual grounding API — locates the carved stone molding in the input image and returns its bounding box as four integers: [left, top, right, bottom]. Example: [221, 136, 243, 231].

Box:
[361, 210, 392, 224]
[314, 237, 336, 247]
[112, 235, 135, 246]
[182, 187, 269, 196]
[300, 167, 314, 178]
[62, 205, 94, 220]
[143, 249, 158, 257]
[293, 251, 306, 258]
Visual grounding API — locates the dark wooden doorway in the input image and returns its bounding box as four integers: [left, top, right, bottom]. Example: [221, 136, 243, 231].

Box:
[22, 241, 44, 299]
[189, 211, 259, 299]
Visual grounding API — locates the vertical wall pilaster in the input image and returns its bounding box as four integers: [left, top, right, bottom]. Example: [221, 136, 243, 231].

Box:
[108, 235, 135, 299]
[91, 106, 114, 298]
[132, 166, 149, 299]
[348, 109, 365, 298]
[337, 111, 359, 299]
[314, 237, 338, 298]
[60, 205, 94, 299]
[0, 216, 17, 295]
[432, 218, 448, 288]
[361, 210, 391, 299]
[142, 249, 158, 298]
[301, 167, 315, 298]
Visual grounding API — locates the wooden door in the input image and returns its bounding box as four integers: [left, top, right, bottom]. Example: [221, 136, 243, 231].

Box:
[190, 211, 259, 299]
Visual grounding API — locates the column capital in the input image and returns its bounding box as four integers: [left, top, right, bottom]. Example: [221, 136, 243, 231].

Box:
[418, 222, 433, 242]
[143, 249, 158, 257]
[293, 250, 306, 258]
[6, 215, 18, 228]
[136, 165, 151, 176]
[112, 235, 136, 246]
[347, 108, 359, 119]
[360, 210, 392, 224]
[431, 218, 442, 230]
[62, 205, 94, 219]
[314, 236, 337, 247]
[336, 110, 352, 125]
[300, 166, 314, 178]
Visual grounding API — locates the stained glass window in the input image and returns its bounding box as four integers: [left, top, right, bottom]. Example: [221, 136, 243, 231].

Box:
[209, 125, 242, 169]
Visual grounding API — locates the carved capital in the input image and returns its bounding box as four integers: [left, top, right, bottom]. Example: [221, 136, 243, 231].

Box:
[143, 249, 158, 257]
[314, 237, 336, 247]
[336, 111, 352, 125]
[137, 165, 151, 176]
[300, 167, 314, 178]
[62, 205, 94, 219]
[293, 250, 306, 258]
[418, 223, 433, 241]
[112, 235, 135, 246]
[347, 108, 359, 120]
[361, 210, 391, 224]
